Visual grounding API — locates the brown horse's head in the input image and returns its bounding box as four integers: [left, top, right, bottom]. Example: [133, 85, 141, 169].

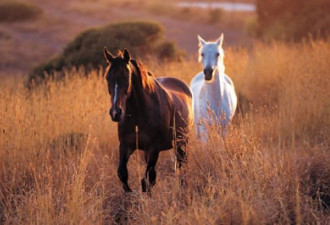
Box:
[104, 47, 133, 122]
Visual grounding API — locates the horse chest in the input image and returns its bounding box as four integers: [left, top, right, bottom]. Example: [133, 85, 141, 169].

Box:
[198, 84, 222, 114]
[194, 78, 236, 128]
[118, 119, 172, 150]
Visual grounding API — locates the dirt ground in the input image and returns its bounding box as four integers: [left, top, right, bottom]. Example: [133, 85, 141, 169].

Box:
[0, 0, 252, 76]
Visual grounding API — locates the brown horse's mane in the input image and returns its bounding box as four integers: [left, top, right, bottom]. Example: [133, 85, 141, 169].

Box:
[130, 59, 155, 94]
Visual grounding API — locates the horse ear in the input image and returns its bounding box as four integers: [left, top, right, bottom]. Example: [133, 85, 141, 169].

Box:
[216, 33, 224, 47]
[104, 47, 114, 63]
[123, 48, 131, 63]
[198, 35, 206, 47]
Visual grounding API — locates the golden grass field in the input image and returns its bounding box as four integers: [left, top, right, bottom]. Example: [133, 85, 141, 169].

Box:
[0, 39, 329, 224]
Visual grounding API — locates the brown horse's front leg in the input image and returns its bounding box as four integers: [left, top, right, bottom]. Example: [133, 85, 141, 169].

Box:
[118, 143, 133, 192]
[141, 148, 159, 192]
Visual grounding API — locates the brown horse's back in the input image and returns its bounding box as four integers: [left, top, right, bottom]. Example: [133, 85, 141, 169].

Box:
[157, 77, 192, 98]
[157, 77, 194, 132]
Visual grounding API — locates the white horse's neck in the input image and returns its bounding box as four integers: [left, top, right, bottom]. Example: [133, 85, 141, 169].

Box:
[203, 61, 225, 97]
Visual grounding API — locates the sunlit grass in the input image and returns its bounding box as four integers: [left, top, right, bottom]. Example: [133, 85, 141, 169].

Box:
[0, 40, 329, 224]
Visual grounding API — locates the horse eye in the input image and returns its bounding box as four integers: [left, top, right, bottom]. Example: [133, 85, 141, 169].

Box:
[216, 53, 220, 57]
[201, 53, 204, 57]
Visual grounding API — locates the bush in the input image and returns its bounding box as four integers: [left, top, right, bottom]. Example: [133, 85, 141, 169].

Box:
[0, 1, 42, 22]
[28, 21, 185, 87]
[256, 0, 330, 40]
[156, 41, 185, 62]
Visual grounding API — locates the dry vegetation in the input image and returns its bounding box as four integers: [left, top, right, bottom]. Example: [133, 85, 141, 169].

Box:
[0, 39, 329, 224]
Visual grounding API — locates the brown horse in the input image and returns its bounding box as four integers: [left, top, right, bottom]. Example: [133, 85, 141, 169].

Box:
[104, 48, 193, 192]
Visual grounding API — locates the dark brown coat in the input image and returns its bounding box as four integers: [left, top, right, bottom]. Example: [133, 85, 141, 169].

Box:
[104, 48, 193, 192]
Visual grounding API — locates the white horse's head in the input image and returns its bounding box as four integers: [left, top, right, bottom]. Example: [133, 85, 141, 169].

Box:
[198, 34, 224, 81]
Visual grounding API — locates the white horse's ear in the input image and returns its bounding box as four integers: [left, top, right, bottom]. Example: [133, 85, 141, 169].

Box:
[198, 35, 206, 47]
[216, 33, 224, 47]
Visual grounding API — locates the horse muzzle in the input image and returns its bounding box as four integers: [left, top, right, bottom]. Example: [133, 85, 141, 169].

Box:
[110, 107, 123, 122]
[203, 68, 214, 81]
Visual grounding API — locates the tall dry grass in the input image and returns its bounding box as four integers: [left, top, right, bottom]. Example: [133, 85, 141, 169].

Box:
[0, 40, 329, 224]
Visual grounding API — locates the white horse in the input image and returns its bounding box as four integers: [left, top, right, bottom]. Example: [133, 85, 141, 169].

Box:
[190, 34, 237, 139]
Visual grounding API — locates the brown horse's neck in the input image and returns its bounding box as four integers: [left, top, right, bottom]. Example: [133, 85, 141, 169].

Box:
[125, 60, 156, 120]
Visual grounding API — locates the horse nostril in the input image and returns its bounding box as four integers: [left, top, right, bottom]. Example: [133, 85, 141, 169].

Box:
[117, 108, 122, 117]
[203, 68, 208, 75]
[203, 68, 214, 80]
[203, 68, 213, 76]
[110, 108, 123, 122]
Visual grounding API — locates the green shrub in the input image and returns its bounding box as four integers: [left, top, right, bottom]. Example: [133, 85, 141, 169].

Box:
[156, 41, 185, 61]
[256, 0, 330, 40]
[0, 1, 42, 22]
[28, 21, 185, 87]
